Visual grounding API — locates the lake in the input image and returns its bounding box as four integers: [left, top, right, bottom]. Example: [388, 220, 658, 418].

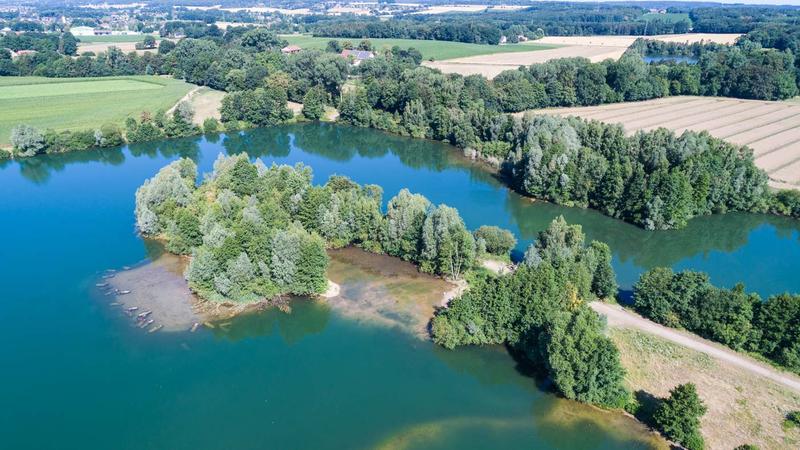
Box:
[2, 123, 798, 449]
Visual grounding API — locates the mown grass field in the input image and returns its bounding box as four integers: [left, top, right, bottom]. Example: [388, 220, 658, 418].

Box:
[281, 35, 559, 61]
[76, 34, 157, 43]
[0, 76, 193, 146]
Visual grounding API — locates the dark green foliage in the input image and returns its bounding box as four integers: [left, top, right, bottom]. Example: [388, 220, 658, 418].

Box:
[785, 411, 800, 429]
[752, 294, 800, 371]
[203, 117, 221, 134]
[432, 217, 627, 409]
[653, 384, 707, 450]
[302, 85, 327, 120]
[473, 225, 516, 256]
[221, 86, 293, 126]
[771, 189, 800, 219]
[633, 267, 800, 372]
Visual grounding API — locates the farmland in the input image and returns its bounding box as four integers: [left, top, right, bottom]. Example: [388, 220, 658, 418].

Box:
[281, 35, 559, 61]
[525, 96, 800, 189]
[76, 34, 157, 43]
[0, 76, 193, 147]
[425, 33, 740, 79]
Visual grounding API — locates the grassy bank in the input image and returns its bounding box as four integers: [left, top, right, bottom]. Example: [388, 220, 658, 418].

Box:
[281, 34, 559, 61]
[611, 328, 800, 450]
[0, 76, 193, 146]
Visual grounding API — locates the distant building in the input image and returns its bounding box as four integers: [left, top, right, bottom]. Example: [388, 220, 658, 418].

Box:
[94, 29, 112, 36]
[11, 49, 37, 59]
[281, 45, 302, 54]
[70, 26, 95, 36]
[340, 49, 374, 65]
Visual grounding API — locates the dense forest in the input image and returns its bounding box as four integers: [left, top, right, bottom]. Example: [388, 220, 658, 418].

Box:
[633, 268, 800, 374]
[304, 4, 692, 44]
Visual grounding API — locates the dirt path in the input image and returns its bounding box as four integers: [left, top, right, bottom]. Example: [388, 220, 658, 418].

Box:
[167, 86, 201, 115]
[591, 301, 800, 393]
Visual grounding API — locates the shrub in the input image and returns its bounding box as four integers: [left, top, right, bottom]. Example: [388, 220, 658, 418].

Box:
[203, 117, 221, 133]
[10, 124, 45, 157]
[653, 383, 706, 450]
[473, 225, 517, 256]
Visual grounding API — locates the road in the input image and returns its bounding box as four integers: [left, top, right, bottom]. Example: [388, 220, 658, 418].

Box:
[590, 301, 800, 393]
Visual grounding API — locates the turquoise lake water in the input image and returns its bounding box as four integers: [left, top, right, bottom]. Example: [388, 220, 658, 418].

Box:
[1, 123, 798, 449]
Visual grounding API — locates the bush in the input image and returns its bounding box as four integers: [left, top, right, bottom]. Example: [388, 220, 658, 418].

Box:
[473, 225, 517, 256]
[653, 384, 707, 450]
[203, 117, 221, 133]
[10, 124, 45, 157]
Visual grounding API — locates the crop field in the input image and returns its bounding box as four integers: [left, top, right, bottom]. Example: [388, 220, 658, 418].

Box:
[526, 96, 800, 189]
[0, 76, 193, 146]
[424, 33, 741, 79]
[281, 35, 559, 61]
[76, 35, 157, 43]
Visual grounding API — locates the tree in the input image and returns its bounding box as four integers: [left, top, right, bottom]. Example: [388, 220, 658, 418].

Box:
[384, 189, 430, 260]
[473, 225, 517, 256]
[302, 85, 327, 120]
[10, 124, 45, 157]
[419, 205, 475, 279]
[142, 35, 156, 49]
[653, 383, 707, 450]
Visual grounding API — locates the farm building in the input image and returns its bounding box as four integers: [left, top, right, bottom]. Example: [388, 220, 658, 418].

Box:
[341, 49, 374, 65]
[281, 45, 302, 54]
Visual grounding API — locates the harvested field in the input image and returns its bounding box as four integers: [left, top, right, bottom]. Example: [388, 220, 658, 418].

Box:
[612, 327, 800, 450]
[77, 41, 160, 55]
[423, 45, 627, 78]
[425, 33, 741, 79]
[525, 96, 800, 189]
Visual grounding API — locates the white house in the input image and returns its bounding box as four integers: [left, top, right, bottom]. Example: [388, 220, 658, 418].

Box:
[70, 26, 95, 36]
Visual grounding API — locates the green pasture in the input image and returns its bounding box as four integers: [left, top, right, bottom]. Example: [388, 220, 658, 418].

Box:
[281, 35, 559, 61]
[0, 76, 193, 146]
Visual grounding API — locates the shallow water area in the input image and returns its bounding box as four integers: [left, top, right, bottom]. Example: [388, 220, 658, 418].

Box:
[2, 123, 797, 449]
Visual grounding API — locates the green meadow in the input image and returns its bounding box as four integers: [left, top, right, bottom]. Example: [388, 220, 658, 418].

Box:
[0, 76, 193, 146]
[281, 35, 559, 61]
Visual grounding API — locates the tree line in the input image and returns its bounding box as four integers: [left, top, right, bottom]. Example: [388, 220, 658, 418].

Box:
[633, 267, 800, 374]
[303, 4, 692, 45]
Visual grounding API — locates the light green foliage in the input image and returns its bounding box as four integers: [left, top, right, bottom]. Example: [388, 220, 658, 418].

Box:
[384, 188, 430, 261]
[419, 205, 476, 279]
[653, 383, 707, 450]
[473, 225, 516, 256]
[10, 124, 44, 156]
[524, 216, 616, 299]
[507, 115, 771, 229]
[139, 155, 478, 303]
[432, 217, 628, 408]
